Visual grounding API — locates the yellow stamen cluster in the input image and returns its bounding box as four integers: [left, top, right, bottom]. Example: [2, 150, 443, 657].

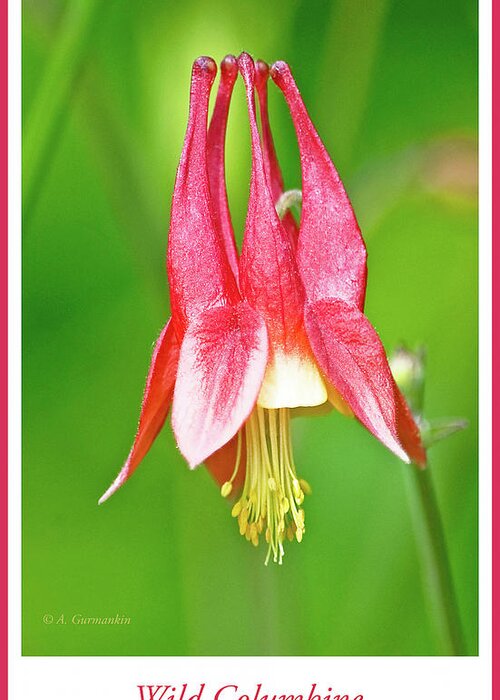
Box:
[220, 406, 311, 565]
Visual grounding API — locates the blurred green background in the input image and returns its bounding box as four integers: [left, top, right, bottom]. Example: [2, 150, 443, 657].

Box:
[22, 0, 478, 655]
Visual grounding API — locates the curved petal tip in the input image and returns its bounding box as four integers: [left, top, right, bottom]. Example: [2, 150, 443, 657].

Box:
[98, 465, 129, 505]
[221, 54, 237, 77]
[269, 60, 290, 83]
[193, 56, 217, 77]
[98, 320, 179, 505]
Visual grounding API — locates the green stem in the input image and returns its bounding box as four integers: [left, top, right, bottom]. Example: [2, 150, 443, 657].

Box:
[403, 465, 466, 654]
[23, 0, 102, 220]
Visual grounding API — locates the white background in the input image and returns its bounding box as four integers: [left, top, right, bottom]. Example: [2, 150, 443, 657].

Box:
[9, 0, 492, 697]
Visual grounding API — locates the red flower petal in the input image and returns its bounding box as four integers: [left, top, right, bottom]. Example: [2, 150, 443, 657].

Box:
[305, 299, 426, 466]
[172, 301, 268, 467]
[167, 57, 239, 338]
[237, 53, 305, 355]
[207, 55, 240, 280]
[271, 61, 367, 310]
[254, 60, 298, 244]
[205, 431, 247, 490]
[99, 320, 180, 504]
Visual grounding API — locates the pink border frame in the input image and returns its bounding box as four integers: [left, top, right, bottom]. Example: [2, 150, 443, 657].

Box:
[3, 0, 7, 695]
[493, 0, 497, 695]
[493, 1, 497, 697]
[6, 3, 491, 699]
[493, 0, 497, 692]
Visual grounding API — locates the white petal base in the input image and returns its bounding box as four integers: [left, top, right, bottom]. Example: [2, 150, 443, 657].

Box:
[257, 352, 327, 409]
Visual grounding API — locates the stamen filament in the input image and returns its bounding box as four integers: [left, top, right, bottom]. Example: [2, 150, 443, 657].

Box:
[220, 431, 242, 497]
[224, 406, 310, 564]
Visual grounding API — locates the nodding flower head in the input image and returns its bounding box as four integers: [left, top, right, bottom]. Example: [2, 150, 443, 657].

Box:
[99, 53, 426, 565]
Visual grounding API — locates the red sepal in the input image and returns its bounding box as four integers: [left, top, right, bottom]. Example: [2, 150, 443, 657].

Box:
[271, 61, 367, 310]
[305, 299, 426, 466]
[99, 320, 180, 503]
[172, 301, 268, 467]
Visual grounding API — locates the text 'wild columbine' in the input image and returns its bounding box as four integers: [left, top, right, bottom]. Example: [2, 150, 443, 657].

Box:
[99, 53, 426, 564]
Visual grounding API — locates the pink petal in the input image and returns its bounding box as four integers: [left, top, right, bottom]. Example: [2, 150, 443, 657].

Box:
[271, 61, 367, 310]
[167, 57, 239, 339]
[207, 55, 240, 280]
[237, 53, 306, 355]
[254, 60, 298, 244]
[172, 301, 268, 467]
[305, 299, 426, 466]
[99, 320, 180, 504]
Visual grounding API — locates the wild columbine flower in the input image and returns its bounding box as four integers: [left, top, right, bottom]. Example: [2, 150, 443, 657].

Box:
[99, 52, 426, 564]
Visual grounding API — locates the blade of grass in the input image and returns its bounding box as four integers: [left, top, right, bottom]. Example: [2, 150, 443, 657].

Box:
[23, 0, 102, 221]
